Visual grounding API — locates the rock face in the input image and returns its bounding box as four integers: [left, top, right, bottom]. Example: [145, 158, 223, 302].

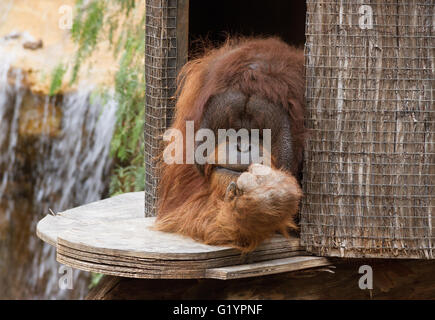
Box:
[0, 0, 117, 95]
[18, 91, 61, 138]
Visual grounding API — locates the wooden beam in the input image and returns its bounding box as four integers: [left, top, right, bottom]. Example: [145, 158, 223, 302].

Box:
[206, 256, 332, 280]
[176, 0, 189, 76]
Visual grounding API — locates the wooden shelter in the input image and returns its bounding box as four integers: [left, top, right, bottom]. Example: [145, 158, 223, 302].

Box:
[301, 0, 434, 259]
[145, 0, 188, 216]
[145, 0, 434, 259]
[144, 0, 306, 216]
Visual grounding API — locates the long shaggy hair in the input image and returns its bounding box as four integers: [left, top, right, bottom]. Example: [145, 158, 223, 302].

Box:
[155, 37, 306, 251]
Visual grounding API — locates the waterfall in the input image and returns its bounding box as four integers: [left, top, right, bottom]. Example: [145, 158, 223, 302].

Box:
[34, 86, 117, 212]
[0, 69, 23, 208]
[0, 53, 118, 299]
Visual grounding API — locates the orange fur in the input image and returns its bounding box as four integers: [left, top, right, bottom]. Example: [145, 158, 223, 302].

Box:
[155, 37, 306, 252]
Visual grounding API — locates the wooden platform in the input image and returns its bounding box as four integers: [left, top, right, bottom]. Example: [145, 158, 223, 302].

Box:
[36, 192, 331, 279]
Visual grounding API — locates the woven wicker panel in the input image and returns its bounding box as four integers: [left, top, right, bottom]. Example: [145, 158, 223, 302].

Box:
[145, 0, 178, 217]
[301, 0, 434, 258]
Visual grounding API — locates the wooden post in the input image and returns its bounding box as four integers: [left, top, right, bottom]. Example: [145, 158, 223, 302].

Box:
[144, 0, 189, 217]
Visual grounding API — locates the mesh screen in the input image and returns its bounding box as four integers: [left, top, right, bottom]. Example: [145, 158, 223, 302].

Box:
[300, 0, 434, 258]
[145, 0, 178, 217]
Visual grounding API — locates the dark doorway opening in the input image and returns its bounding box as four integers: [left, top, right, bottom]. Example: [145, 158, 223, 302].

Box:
[189, 0, 306, 54]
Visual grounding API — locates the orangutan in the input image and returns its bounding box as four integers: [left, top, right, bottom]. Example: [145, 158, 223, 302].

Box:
[155, 37, 306, 252]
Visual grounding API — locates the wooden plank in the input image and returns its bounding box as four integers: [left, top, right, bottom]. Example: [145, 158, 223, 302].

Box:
[56, 247, 307, 279]
[36, 191, 329, 280]
[56, 217, 300, 261]
[58, 253, 325, 280]
[206, 256, 332, 280]
[57, 255, 207, 279]
[57, 244, 305, 270]
[36, 192, 144, 246]
[37, 215, 88, 247]
[176, 0, 189, 75]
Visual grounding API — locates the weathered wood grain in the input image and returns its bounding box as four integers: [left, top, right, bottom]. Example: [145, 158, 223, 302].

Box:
[57, 244, 305, 269]
[176, 0, 189, 76]
[301, 0, 434, 259]
[37, 192, 325, 279]
[145, 0, 189, 217]
[205, 256, 332, 280]
[36, 192, 144, 246]
[55, 217, 299, 259]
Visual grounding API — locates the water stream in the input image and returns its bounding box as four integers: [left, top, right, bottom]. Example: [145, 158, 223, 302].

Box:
[0, 54, 117, 299]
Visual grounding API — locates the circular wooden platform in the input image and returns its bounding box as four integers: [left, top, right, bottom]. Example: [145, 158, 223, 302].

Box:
[37, 192, 331, 279]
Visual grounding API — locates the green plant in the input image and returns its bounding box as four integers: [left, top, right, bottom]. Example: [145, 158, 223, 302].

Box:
[64, 0, 145, 195]
[88, 273, 104, 289]
[70, 0, 105, 84]
[49, 63, 67, 96]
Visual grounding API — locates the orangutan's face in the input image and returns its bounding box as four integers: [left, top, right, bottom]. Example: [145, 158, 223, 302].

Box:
[195, 89, 295, 181]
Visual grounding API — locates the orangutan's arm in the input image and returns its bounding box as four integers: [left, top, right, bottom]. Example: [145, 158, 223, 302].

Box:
[208, 164, 302, 251]
[155, 164, 302, 252]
